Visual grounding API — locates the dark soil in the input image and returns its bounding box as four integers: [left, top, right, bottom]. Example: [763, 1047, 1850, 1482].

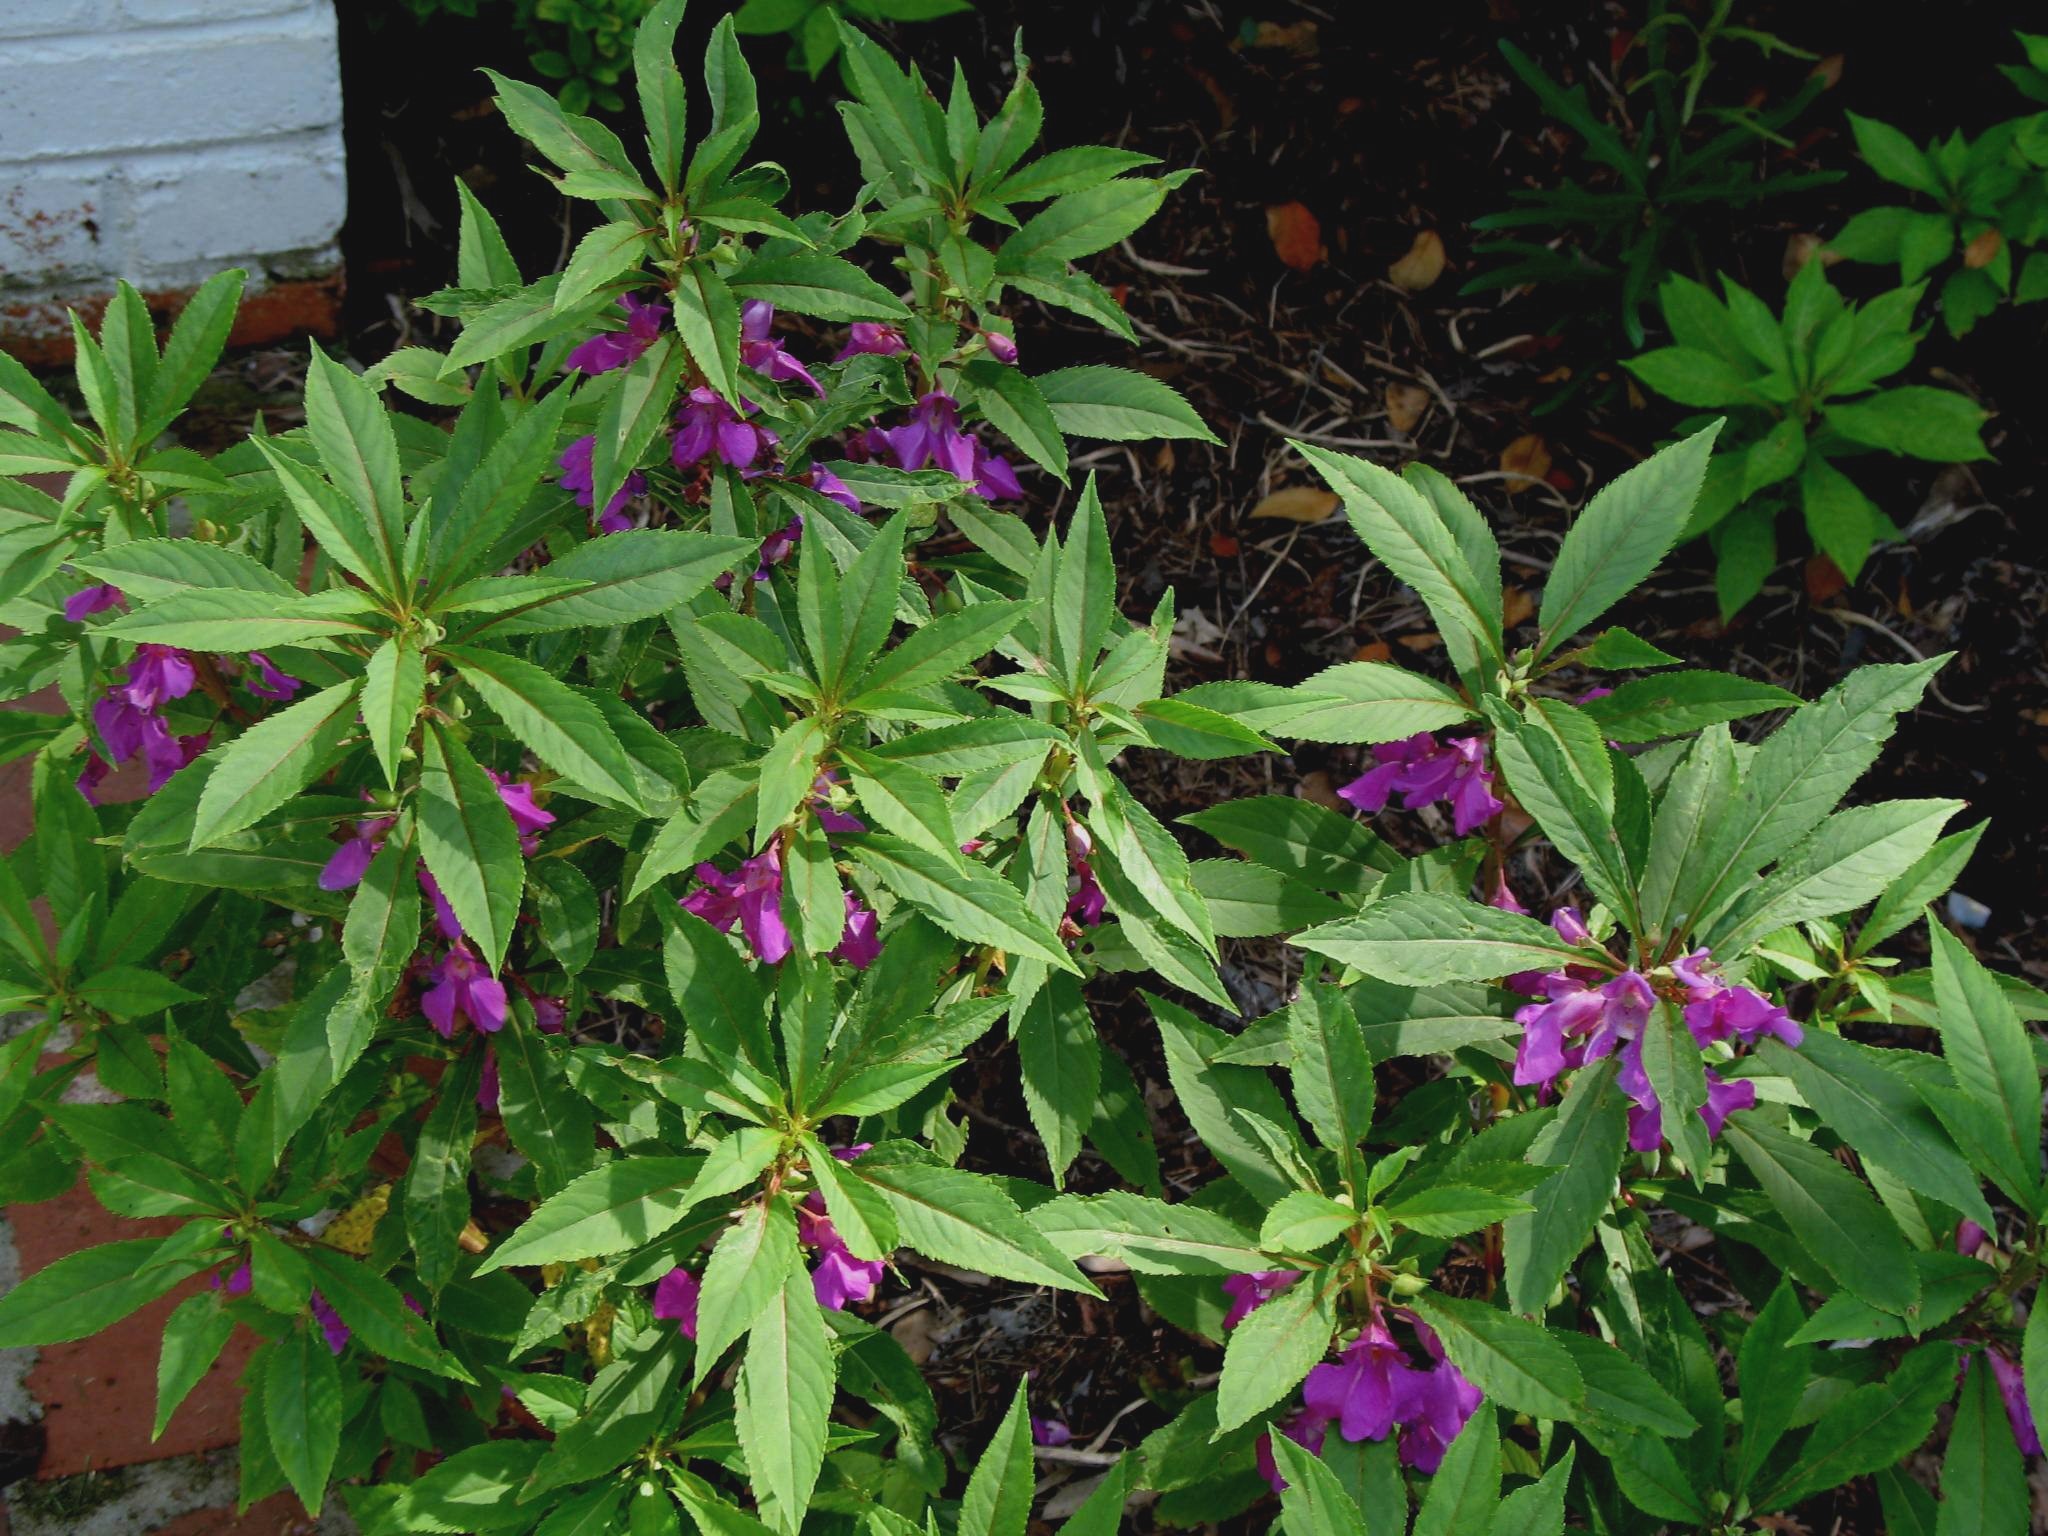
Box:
[314, 1, 2048, 1525]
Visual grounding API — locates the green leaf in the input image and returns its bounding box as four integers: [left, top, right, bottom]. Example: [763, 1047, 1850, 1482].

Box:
[1054, 477, 1115, 682]
[530, 860, 599, 974]
[1261, 1191, 1357, 1253]
[1503, 1060, 1628, 1313]
[1764, 1343, 1953, 1506]
[1410, 1406, 1499, 1536]
[1622, 348, 1759, 408]
[1827, 387, 1991, 465]
[853, 1151, 1100, 1295]
[593, 333, 688, 519]
[1847, 112, 1941, 193]
[1288, 980, 1374, 1159]
[342, 834, 421, 993]
[693, 1196, 801, 1385]
[1181, 796, 1398, 895]
[1274, 1434, 1370, 1536]
[1216, 1269, 1337, 1433]
[405, 1048, 482, 1298]
[417, 721, 524, 971]
[477, 1155, 708, 1273]
[361, 637, 425, 788]
[266, 1325, 344, 1514]
[1035, 365, 1217, 443]
[554, 219, 650, 312]
[1578, 670, 1799, 743]
[1150, 994, 1306, 1206]
[1489, 1446, 1572, 1536]
[103, 585, 382, 650]
[1271, 662, 1475, 744]
[1721, 1113, 1920, 1315]
[1191, 859, 1347, 937]
[1930, 921, 2042, 1211]
[0, 1236, 213, 1347]
[1856, 820, 1987, 956]
[188, 678, 361, 850]
[1407, 1293, 1584, 1420]
[304, 348, 408, 594]
[1537, 422, 1720, 656]
[494, 1018, 597, 1197]
[1016, 973, 1100, 1186]
[848, 835, 1075, 971]
[998, 179, 1171, 267]
[959, 1380, 1036, 1536]
[425, 385, 576, 594]
[301, 1245, 471, 1380]
[1295, 892, 1589, 985]
[1556, 1332, 1696, 1438]
[855, 598, 1029, 698]
[74, 965, 202, 1021]
[1491, 722, 1636, 929]
[1295, 440, 1504, 672]
[1641, 1000, 1711, 1174]
[488, 530, 756, 634]
[728, 252, 910, 322]
[1733, 1280, 1811, 1492]
[77, 537, 297, 602]
[446, 645, 642, 809]
[1136, 699, 1276, 760]
[1939, 1355, 2029, 1536]
[737, 1268, 836, 1535]
[381, 1441, 549, 1532]
[155, 1292, 236, 1440]
[841, 748, 959, 864]
[1032, 1191, 1266, 1275]
[673, 263, 744, 402]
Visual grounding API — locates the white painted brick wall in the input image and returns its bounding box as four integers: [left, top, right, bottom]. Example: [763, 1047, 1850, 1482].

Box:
[0, 0, 344, 302]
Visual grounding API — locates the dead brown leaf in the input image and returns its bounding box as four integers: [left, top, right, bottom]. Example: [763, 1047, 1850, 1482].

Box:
[1804, 554, 1847, 604]
[1298, 770, 1346, 811]
[1248, 20, 1319, 54]
[1503, 585, 1536, 627]
[1251, 485, 1340, 523]
[1500, 434, 1552, 490]
[1354, 640, 1392, 663]
[1387, 230, 1447, 292]
[1384, 382, 1430, 435]
[1964, 228, 2004, 269]
[1396, 632, 1442, 653]
[1266, 202, 1325, 272]
[1209, 532, 1241, 558]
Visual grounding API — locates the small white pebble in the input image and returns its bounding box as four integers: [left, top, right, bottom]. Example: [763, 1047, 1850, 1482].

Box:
[1947, 892, 1992, 930]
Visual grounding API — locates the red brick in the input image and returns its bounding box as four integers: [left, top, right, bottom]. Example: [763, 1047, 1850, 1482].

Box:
[12, 1174, 256, 1477]
[149, 1491, 326, 1536]
[0, 274, 341, 371]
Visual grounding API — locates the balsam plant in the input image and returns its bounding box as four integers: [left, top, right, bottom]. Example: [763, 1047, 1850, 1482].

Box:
[0, 6, 2043, 1535]
[1622, 258, 1991, 616]
[733, 0, 973, 82]
[1826, 35, 2048, 336]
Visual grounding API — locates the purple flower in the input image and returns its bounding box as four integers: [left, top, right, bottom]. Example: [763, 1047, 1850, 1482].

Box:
[984, 330, 1018, 365]
[653, 1267, 701, 1338]
[75, 752, 111, 805]
[1304, 1322, 1418, 1443]
[488, 770, 555, 855]
[1551, 907, 1591, 946]
[673, 388, 772, 471]
[1987, 1350, 2042, 1456]
[1256, 1410, 1329, 1493]
[1030, 1417, 1072, 1447]
[319, 814, 395, 893]
[836, 323, 905, 361]
[1393, 1357, 1483, 1472]
[124, 644, 197, 712]
[755, 515, 802, 577]
[740, 301, 824, 397]
[798, 1194, 885, 1311]
[557, 434, 647, 530]
[1511, 976, 1605, 1092]
[421, 941, 507, 1037]
[679, 848, 792, 965]
[244, 652, 301, 702]
[808, 772, 865, 835]
[1958, 1219, 1992, 1257]
[970, 441, 1024, 502]
[1682, 979, 1802, 1050]
[418, 866, 465, 941]
[1221, 1270, 1300, 1329]
[1337, 732, 1503, 836]
[1698, 1069, 1755, 1139]
[214, 1262, 253, 1296]
[531, 993, 567, 1034]
[833, 893, 882, 970]
[809, 465, 862, 516]
[1486, 868, 1526, 915]
[564, 292, 665, 376]
[311, 1291, 350, 1355]
[877, 392, 979, 482]
[64, 584, 124, 622]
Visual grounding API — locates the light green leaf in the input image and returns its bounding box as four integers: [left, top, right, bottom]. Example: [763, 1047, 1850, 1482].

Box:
[417, 721, 524, 971]
[188, 678, 362, 850]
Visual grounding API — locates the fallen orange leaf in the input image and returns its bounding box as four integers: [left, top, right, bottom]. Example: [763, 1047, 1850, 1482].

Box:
[1251, 485, 1340, 523]
[1804, 554, 1846, 604]
[1209, 532, 1241, 557]
[1266, 202, 1325, 272]
[1397, 632, 1442, 652]
[1964, 229, 2004, 269]
[1384, 382, 1429, 435]
[1354, 640, 1392, 663]
[1500, 434, 1551, 490]
[1503, 586, 1536, 627]
[1387, 230, 1447, 292]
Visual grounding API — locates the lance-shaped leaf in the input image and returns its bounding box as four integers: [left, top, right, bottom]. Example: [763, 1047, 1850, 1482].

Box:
[1216, 1269, 1337, 1432]
[406, 1048, 481, 1298]
[494, 1018, 596, 1196]
[1294, 439, 1504, 672]
[78, 537, 296, 601]
[266, 1324, 344, 1514]
[1762, 1343, 1954, 1506]
[1504, 1060, 1628, 1314]
[1032, 1191, 1266, 1275]
[1492, 720, 1638, 930]
[478, 1154, 709, 1273]
[1930, 922, 2043, 1212]
[1578, 670, 1799, 743]
[360, 636, 424, 789]
[852, 1151, 1101, 1295]
[854, 599, 1029, 699]
[189, 678, 362, 850]
[445, 645, 643, 810]
[484, 529, 757, 634]
[1035, 365, 1218, 443]
[592, 332, 686, 518]
[736, 1268, 836, 1535]
[673, 262, 743, 403]
[1536, 421, 1720, 656]
[425, 384, 575, 595]
[1295, 893, 1591, 986]
[304, 348, 408, 592]
[417, 721, 524, 971]
[104, 586, 382, 650]
[1273, 661, 1475, 745]
[1406, 1293, 1584, 1420]
[300, 1246, 472, 1380]
[849, 835, 1075, 971]
[958, 1380, 1036, 1536]
[155, 1292, 236, 1441]
[728, 252, 911, 321]
[1015, 972, 1100, 1186]
[693, 1196, 802, 1385]
[0, 1234, 216, 1347]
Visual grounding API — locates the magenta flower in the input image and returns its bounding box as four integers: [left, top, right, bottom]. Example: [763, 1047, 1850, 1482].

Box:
[1958, 1219, 1992, 1257]
[244, 652, 301, 702]
[679, 848, 792, 965]
[64, 584, 125, 621]
[1486, 868, 1526, 915]
[124, 644, 198, 712]
[318, 814, 395, 892]
[836, 322, 905, 361]
[833, 893, 882, 970]
[417, 866, 465, 942]
[1221, 1270, 1300, 1329]
[1030, 1417, 1072, 1447]
[1551, 906, 1591, 946]
[1698, 1069, 1755, 1139]
[798, 1193, 886, 1310]
[984, 330, 1018, 365]
[421, 941, 507, 1037]
[1256, 1409, 1329, 1493]
[970, 441, 1024, 501]
[310, 1291, 351, 1355]
[1303, 1321, 1417, 1443]
[673, 387, 772, 471]
[653, 1267, 701, 1339]
[808, 772, 865, 835]
[1338, 732, 1503, 836]
[1986, 1350, 2042, 1456]
[75, 752, 111, 805]
[755, 515, 802, 577]
[487, 770, 555, 855]
[809, 465, 862, 516]
[564, 293, 665, 376]
[1392, 1356, 1483, 1472]
[557, 434, 647, 531]
[214, 1261, 254, 1296]
[877, 392, 979, 481]
[1061, 818, 1108, 929]
[740, 301, 824, 397]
